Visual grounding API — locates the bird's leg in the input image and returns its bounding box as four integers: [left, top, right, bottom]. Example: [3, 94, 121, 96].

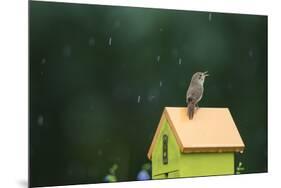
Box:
[195, 103, 199, 111]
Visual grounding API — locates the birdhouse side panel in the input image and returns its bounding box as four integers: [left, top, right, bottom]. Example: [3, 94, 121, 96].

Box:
[168, 170, 180, 178]
[152, 118, 181, 178]
[153, 173, 167, 180]
[179, 152, 234, 177]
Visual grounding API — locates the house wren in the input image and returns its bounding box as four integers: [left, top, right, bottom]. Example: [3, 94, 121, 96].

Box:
[186, 71, 209, 120]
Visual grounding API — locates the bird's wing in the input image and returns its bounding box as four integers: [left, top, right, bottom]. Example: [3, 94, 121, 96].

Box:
[186, 85, 203, 103]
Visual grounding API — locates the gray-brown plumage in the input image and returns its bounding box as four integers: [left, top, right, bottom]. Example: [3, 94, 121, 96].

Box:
[186, 71, 209, 120]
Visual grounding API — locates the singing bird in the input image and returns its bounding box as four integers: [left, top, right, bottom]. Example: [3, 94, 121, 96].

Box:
[186, 71, 209, 120]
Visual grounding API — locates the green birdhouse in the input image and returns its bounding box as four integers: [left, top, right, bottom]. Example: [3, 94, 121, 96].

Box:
[147, 107, 245, 179]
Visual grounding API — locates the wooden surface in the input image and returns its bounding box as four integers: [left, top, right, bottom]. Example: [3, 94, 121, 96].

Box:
[148, 107, 245, 159]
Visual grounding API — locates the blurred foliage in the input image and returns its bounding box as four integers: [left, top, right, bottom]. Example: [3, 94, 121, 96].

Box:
[104, 164, 118, 182]
[29, 1, 267, 187]
[236, 162, 246, 175]
[142, 163, 151, 171]
[109, 164, 118, 175]
[136, 163, 151, 180]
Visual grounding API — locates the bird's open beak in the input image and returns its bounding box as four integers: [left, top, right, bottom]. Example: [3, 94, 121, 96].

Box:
[203, 71, 209, 77]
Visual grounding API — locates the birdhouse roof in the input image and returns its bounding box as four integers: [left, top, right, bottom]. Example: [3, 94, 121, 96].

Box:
[147, 107, 245, 160]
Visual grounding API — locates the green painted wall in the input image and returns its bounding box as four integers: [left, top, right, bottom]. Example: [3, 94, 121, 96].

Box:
[168, 170, 180, 178]
[153, 173, 167, 179]
[152, 118, 235, 179]
[152, 118, 181, 178]
[179, 152, 234, 177]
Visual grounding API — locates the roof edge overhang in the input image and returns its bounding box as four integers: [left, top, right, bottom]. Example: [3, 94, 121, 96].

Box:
[147, 110, 166, 160]
[147, 107, 245, 160]
[183, 146, 245, 153]
[147, 107, 185, 160]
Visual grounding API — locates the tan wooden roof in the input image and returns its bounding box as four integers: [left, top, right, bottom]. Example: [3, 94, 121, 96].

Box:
[147, 107, 245, 160]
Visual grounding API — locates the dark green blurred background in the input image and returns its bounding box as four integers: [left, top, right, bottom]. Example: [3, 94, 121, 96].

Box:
[29, 1, 267, 187]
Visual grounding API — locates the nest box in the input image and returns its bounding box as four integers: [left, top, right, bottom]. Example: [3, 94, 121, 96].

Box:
[147, 107, 245, 179]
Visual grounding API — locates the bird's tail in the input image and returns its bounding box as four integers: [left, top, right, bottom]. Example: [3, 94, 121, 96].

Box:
[187, 98, 195, 120]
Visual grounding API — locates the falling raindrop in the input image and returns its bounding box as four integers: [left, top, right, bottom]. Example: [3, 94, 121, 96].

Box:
[40, 72, 44, 76]
[37, 115, 44, 126]
[41, 58, 46, 65]
[90, 105, 94, 110]
[147, 88, 159, 102]
[109, 37, 112, 46]
[88, 37, 95, 46]
[156, 55, 160, 63]
[227, 83, 233, 90]
[249, 49, 253, 57]
[178, 58, 182, 65]
[114, 20, 121, 28]
[208, 13, 212, 21]
[160, 28, 163, 32]
[159, 81, 162, 87]
[137, 96, 141, 103]
[63, 45, 72, 57]
[171, 48, 179, 57]
[97, 149, 103, 156]
[148, 95, 156, 102]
